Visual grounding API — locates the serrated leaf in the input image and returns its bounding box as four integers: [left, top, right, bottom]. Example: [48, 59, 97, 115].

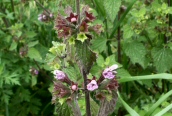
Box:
[91, 37, 107, 53]
[75, 41, 96, 73]
[4, 73, 20, 85]
[151, 47, 172, 72]
[117, 68, 131, 78]
[123, 40, 147, 68]
[97, 55, 105, 67]
[90, 98, 99, 116]
[28, 47, 42, 61]
[123, 24, 134, 39]
[104, 0, 121, 22]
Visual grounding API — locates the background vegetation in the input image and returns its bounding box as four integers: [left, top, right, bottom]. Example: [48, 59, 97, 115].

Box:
[1, 0, 172, 116]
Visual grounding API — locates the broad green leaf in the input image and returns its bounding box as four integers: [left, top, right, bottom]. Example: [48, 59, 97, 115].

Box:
[25, 31, 37, 38]
[145, 90, 172, 116]
[117, 68, 131, 78]
[9, 41, 17, 51]
[75, 41, 96, 73]
[104, 0, 121, 22]
[123, 40, 147, 68]
[123, 24, 134, 39]
[117, 91, 139, 116]
[91, 37, 107, 53]
[96, 55, 105, 67]
[94, 0, 106, 17]
[151, 47, 172, 72]
[28, 47, 42, 62]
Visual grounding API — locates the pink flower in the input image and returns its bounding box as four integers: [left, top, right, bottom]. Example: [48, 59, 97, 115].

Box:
[53, 70, 66, 80]
[87, 80, 98, 91]
[102, 64, 118, 79]
[66, 13, 78, 23]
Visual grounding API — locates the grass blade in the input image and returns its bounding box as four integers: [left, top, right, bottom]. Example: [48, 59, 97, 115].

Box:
[117, 91, 139, 116]
[119, 73, 172, 83]
[154, 104, 172, 116]
[144, 90, 172, 116]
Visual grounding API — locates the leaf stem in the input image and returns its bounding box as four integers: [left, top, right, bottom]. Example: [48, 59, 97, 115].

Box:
[5, 103, 9, 116]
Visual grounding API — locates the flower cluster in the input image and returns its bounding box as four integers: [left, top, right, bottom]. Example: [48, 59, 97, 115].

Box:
[54, 6, 102, 39]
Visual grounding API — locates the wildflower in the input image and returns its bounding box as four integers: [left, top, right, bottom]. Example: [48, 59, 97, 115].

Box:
[66, 13, 78, 23]
[106, 79, 119, 91]
[53, 70, 72, 85]
[53, 70, 66, 80]
[102, 64, 118, 79]
[87, 80, 98, 91]
[79, 21, 88, 32]
[85, 11, 95, 22]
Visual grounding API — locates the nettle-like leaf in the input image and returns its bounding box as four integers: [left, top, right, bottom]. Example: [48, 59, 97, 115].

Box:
[75, 41, 96, 73]
[97, 91, 118, 116]
[123, 40, 147, 68]
[55, 102, 73, 116]
[123, 24, 134, 39]
[104, 0, 121, 22]
[91, 37, 107, 53]
[151, 47, 172, 73]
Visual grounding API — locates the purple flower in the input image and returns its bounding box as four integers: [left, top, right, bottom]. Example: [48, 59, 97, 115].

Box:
[102, 64, 118, 79]
[53, 70, 66, 80]
[87, 80, 98, 91]
[34, 70, 39, 75]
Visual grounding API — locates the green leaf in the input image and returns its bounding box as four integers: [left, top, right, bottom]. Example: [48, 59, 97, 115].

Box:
[123, 40, 147, 68]
[31, 76, 37, 86]
[28, 47, 42, 62]
[145, 90, 172, 116]
[25, 31, 37, 38]
[151, 47, 172, 73]
[4, 73, 20, 85]
[91, 37, 107, 53]
[75, 41, 96, 73]
[96, 55, 105, 67]
[123, 24, 134, 39]
[117, 91, 139, 116]
[104, 0, 121, 22]
[9, 41, 17, 51]
[117, 68, 131, 78]
[28, 40, 39, 47]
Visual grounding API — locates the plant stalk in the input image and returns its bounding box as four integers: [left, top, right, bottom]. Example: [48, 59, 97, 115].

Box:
[76, 0, 91, 115]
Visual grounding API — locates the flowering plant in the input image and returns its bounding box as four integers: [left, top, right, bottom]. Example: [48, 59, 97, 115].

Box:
[45, 2, 119, 116]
